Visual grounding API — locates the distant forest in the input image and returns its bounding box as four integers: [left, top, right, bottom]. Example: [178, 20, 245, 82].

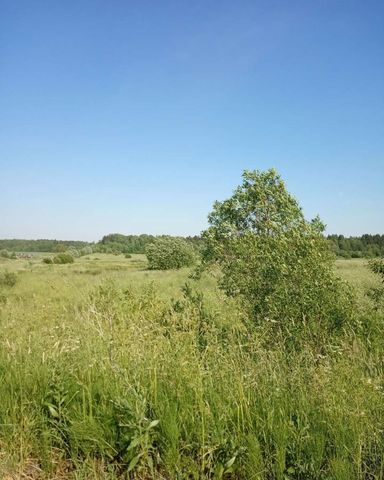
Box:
[97, 234, 203, 254]
[327, 234, 384, 258]
[0, 234, 203, 255]
[0, 239, 90, 253]
[0, 234, 383, 258]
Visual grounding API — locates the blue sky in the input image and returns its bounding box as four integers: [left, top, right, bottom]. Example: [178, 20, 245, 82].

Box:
[1, 0, 383, 241]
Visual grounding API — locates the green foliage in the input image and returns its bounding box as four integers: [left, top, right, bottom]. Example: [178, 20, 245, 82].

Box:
[96, 233, 204, 255]
[53, 253, 74, 264]
[206, 168, 304, 239]
[369, 257, 384, 281]
[1, 250, 17, 259]
[367, 257, 384, 309]
[0, 239, 92, 253]
[43, 257, 53, 264]
[67, 247, 80, 258]
[55, 243, 68, 253]
[146, 237, 196, 270]
[97, 233, 158, 254]
[328, 234, 384, 258]
[0, 235, 382, 257]
[0, 270, 18, 287]
[203, 169, 354, 343]
[80, 245, 93, 256]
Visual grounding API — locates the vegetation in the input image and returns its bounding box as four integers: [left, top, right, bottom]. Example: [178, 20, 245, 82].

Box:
[2, 234, 383, 259]
[96, 233, 203, 255]
[328, 234, 384, 258]
[202, 169, 353, 345]
[367, 257, 384, 309]
[0, 252, 383, 479]
[0, 239, 91, 253]
[97, 233, 159, 254]
[369, 257, 384, 279]
[0, 249, 17, 259]
[53, 252, 75, 264]
[0, 170, 383, 478]
[0, 270, 18, 287]
[81, 245, 93, 256]
[146, 237, 196, 270]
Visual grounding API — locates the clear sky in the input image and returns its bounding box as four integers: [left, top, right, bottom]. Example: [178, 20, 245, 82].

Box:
[1, 0, 383, 241]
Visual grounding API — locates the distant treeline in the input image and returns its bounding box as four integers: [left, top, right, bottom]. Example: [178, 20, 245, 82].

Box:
[1, 234, 383, 258]
[327, 234, 384, 258]
[0, 239, 91, 253]
[96, 233, 203, 254]
[0, 234, 204, 255]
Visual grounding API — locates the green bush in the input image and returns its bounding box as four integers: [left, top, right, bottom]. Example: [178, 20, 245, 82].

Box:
[0, 249, 10, 258]
[125, 253, 132, 259]
[67, 248, 80, 258]
[369, 257, 384, 280]
[80, 246, 93, 256]
[146, 237, 196, 270]
[42, 257, 53, 264]
[0, 271, 18, 287]
[367, 257, 384, 309]
[53, 253, 74, 264]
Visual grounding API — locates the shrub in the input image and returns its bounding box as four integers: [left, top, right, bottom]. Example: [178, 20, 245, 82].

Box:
[367, 257, 384, 309]
[43, 257, 53, 264]
[369, 257, 384, 280]
[55, 243, 67, 253]
[67, 248, 80, 258]
[81, 246, 93, 256]
[125, 253, 132, 259]
[0, 250, 17, 260]
[146, 238, 196, 270]
[0, 271, 18, 287]
[53, 253, 74, 264]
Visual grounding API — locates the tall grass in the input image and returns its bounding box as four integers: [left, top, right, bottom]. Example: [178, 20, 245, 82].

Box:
[0, 261, 383, 479]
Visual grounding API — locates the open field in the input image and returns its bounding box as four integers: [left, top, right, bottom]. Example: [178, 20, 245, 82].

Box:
[0, 255, 383, 479]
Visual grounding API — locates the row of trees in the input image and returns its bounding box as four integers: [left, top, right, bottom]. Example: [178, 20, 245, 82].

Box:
[96, 233, 203, 254]
[0, 239, 91, 253]
[99, 233, 384, 259]
[97, 234, 159, 254]
[327, 234, 384, 258]
[1, 233, 383, 258]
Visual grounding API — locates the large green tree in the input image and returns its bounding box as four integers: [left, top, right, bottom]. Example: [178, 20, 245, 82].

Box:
[202, 169, 353, 341]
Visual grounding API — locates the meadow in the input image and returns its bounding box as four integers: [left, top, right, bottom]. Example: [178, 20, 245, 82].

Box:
[0, 254, 383, 479]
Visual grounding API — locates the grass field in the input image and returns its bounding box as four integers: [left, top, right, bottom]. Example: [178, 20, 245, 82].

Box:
[0, 255, 383, 479]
